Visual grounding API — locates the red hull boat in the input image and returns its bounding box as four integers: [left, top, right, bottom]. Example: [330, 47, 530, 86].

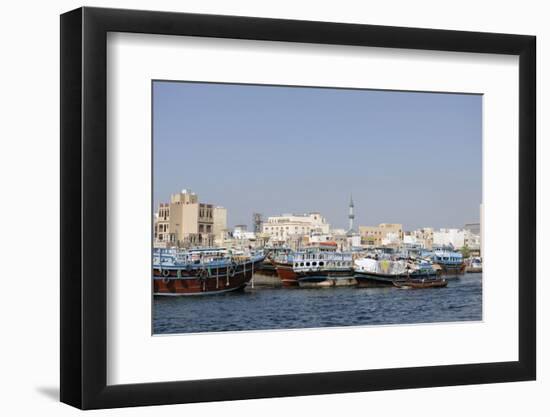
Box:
[153, 249, 264, 296]
[272, 260, 299, 287]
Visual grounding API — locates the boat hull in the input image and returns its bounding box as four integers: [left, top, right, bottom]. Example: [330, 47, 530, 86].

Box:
[354, 271, 397, 287]
[297, 270, 355, 288]
[248, 273, 282, 288]
[256, 260, 278, 276]
[332, 276, 358, 287]
[435, 263, 465, 277]
[354, 270, 438, 287]
[393, 278, 448, 289]
[153, 258, 263, 296]
[273, 261, 299, 287]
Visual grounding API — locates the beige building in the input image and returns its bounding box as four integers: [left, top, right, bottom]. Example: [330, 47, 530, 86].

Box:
[212, 206, 228, 243]
[418, 227, 434, 249]
[154, 189, 226, 248]
[404, 227, 434, 249]
[155, 203, 171, 246]
[262, 212, 330, 242]
[359, 223, 403, 246]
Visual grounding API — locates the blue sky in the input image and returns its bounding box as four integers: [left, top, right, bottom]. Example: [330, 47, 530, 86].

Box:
[153, 81, 481, 231]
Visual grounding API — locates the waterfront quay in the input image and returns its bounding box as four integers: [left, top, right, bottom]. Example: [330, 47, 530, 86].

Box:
[153, 189, 482, 296]
[152, 189, 483, 333]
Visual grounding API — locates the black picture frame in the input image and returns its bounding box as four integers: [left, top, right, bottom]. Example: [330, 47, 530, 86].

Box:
[60, 6, 536, 410]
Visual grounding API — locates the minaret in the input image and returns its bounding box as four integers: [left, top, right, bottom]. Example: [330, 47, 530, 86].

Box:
[348, 194, 355, 233]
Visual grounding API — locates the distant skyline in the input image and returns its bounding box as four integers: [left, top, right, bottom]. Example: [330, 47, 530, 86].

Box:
[153, 81, 482, 231]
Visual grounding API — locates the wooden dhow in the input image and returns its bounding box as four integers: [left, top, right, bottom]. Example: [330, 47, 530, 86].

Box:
[292, 250, 355, 288]
[393, 277, 448, 289]
[153, 248, 264, 296]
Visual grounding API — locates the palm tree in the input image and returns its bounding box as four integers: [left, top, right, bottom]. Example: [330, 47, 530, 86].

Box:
[460, 244, 471, 258]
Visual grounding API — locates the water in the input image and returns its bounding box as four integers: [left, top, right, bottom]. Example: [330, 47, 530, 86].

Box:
[153, 273, 482, 334]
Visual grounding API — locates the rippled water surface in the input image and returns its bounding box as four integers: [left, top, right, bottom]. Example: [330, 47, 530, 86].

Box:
[153, 273, 482, 334]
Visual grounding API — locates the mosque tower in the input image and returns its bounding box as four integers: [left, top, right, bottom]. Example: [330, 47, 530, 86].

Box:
[348, 194, 355, 233]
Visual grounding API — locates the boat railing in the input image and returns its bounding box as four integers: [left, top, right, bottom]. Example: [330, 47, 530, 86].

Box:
[292, 252, 352, 262]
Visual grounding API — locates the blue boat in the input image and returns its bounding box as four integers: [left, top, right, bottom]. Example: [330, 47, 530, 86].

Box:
[422, 249, 464, 277]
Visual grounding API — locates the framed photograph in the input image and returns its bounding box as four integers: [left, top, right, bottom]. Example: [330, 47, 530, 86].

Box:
[60, 6, 536, 409]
